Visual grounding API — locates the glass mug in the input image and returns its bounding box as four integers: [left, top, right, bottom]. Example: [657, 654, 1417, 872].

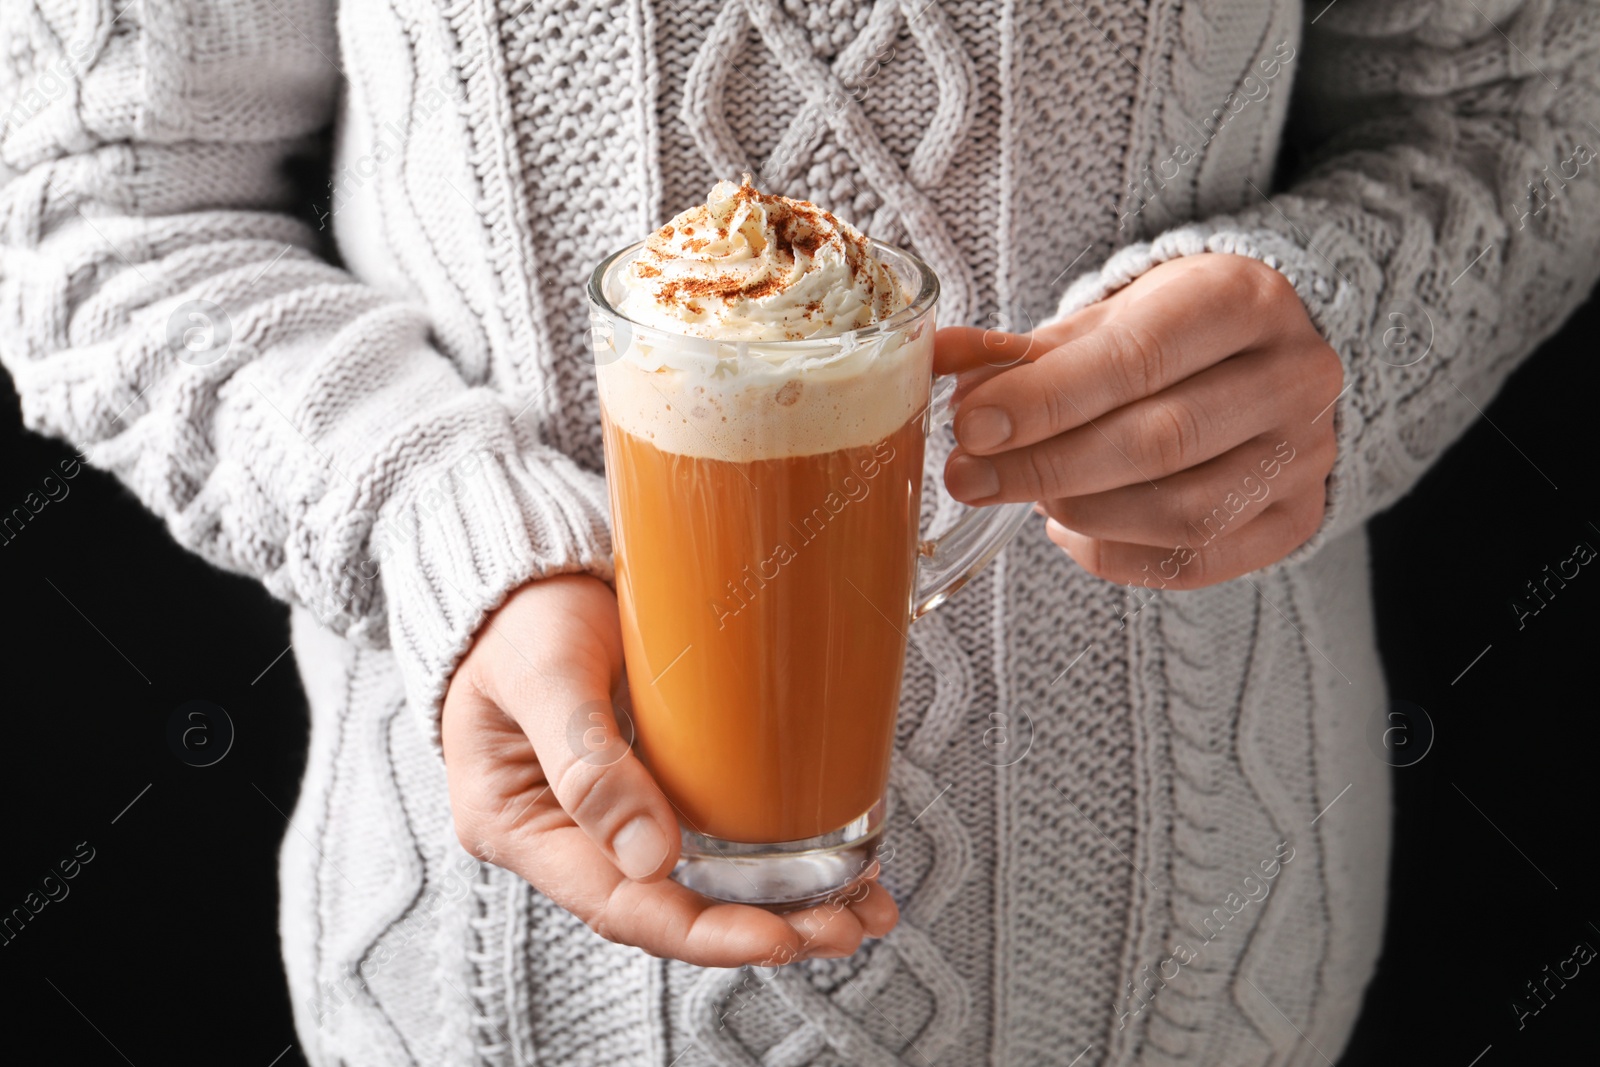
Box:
[586, 239, 1029, 907]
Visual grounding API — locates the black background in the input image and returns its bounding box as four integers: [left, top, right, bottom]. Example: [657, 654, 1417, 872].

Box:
[1, 295, 1594, 1064]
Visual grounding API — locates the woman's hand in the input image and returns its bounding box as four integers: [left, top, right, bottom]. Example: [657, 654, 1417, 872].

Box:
[441, 574, 898, 966]
[936, 253, 1343, 589]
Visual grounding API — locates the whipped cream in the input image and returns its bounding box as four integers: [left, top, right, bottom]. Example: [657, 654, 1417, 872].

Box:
[595, 179, 929, 462]
[614, 177, 905, 341]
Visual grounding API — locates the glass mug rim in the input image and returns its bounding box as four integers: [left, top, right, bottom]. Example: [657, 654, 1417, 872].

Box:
[585, 237, 941, 348]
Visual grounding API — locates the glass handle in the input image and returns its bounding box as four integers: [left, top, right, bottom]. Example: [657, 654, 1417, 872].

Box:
[911, 375, 1032, 621]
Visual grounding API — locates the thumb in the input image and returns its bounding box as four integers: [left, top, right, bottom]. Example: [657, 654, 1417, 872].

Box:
[511, 665, 682, 883]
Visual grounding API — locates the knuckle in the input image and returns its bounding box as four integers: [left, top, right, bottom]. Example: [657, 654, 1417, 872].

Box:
[1042, 384, 1072, 435]
[1290, 497, 1326, 546]
[1216, 255, 1269, 308]
[552, 756, 611, 825]
[1141, 396, 1206, 471]
[567, 699, 632, 768]
[1309, 344, 1344, 402]
[1105, 319, 1167, 401]
[1246, 258, 1298, 313]
[1260, 263, 1299, 310]
[1023, 444, 1069, 499]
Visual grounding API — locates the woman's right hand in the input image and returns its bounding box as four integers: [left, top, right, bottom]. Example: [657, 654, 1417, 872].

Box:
[440, 574, 899, 966]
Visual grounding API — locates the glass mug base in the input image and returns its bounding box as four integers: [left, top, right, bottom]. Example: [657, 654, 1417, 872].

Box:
[671, 799, 887, 910]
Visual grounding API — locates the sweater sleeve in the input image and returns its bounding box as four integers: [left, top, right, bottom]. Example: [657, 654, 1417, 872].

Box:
[1053, 0, 1600, 563]
[0, 1, 612, 743]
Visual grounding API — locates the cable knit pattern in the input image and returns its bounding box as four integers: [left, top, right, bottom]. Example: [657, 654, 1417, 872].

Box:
[0, 0, 616, 750]
[1058, 0, 1600, 565]
[3, 2, 1596, 1066]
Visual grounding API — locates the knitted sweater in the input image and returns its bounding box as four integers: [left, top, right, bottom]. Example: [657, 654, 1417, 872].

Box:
[3, 1, 1596, 1064]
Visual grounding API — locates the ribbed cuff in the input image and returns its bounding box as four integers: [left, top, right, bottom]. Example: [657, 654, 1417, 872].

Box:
[377, 445, 613, 752]
[1052, 220, 1366, 569]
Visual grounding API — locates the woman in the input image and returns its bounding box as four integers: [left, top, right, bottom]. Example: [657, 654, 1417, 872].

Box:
[2, 0, 1594, 1064]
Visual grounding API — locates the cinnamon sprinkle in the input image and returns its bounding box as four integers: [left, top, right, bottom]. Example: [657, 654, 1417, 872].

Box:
[641, 175, 901, 320]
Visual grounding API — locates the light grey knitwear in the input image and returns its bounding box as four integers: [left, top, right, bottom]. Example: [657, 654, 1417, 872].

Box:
[2, 1, 1596, 1064]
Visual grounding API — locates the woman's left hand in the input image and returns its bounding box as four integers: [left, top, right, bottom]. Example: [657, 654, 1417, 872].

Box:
[936, 253, 1343, 590]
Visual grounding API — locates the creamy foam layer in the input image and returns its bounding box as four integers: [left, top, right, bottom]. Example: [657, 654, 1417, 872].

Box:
[598, 179, 926, 461]
[595, 326, 932, 462]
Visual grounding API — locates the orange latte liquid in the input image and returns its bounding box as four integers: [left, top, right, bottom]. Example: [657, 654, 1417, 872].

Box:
[604, 411, 926, 843]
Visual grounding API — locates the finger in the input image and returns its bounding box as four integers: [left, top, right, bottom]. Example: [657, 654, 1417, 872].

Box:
[933, 301, 1110, 376]
[948, 262, 1286, 454]
[784, 895, 868, 959]
[771, 875, 901, 959]
[945, 348, 1299, 503]
[444, 687, 809, 967]
[528, 687, 681, 882]
[943, 304, 1108, 405]
[445, 686, 901, 965]
[934, 325, 1048, 375]
[778, 861, 901, 953]
[1041, 435, 1321, 548]
[474, 619, 681, 883]
[949, 361, 1010, 406]
[523, 823, 809, 966]
[844, 874, 900, 939]
[1045, 494, 1326, 590]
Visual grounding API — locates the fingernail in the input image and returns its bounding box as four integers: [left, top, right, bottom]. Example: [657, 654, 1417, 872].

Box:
[612, 816, 670, 880]
[946, 454, 999, 501]
[958, 406, 1012, 451]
